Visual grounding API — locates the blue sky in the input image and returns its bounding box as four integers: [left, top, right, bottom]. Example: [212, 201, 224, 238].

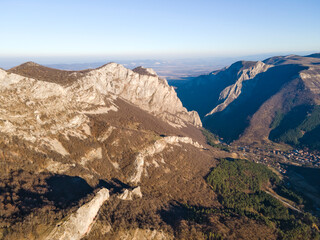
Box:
[1, 0, 320, 60]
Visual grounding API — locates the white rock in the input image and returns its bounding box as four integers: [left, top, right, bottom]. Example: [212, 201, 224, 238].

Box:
[45, 188, 110, 240]
[72, 63, 202, 127]
[128, 136, 203, 184]
[97, 126, 115, 142]
[0, 63, 201, 161]
[42, 138, 69, 156]
[46, 159, 74, 174]
[118, 186, 143, 200]
[80, 147, 102, 166]
[205, 61, 272, 116]
[0, 70, 25, 88]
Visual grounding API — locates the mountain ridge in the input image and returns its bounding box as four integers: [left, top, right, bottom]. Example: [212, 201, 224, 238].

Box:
[0, 60, 221, 239]
[175, 53, 320, 148]
[7, 62, 201, 128]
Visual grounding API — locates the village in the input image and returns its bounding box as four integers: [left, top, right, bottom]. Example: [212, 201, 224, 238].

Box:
[233, 145, 320, 174]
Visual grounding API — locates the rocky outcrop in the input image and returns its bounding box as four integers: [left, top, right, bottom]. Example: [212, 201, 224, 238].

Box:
[0, 69, 101, 153]
[300, 67, 320, 100]
[5, 62, 201, 131]
[72, 63, 201, 127]
[128, 136, 203, 184]
[205, 61, 271, 116]
[45, 188, 110, 240]
[175, 60, 271, 118]
[118, 186, 143, 200]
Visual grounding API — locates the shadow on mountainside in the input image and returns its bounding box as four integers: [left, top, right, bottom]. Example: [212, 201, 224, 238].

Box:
[204, 64, 308, 142]
[45, 175, 93, 209]
[0, 171, 93, 219]
[98, 178, 133, 194]
[176, 65, 243, 117]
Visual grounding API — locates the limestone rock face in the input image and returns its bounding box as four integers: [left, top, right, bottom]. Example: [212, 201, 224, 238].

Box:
[72, 63, 202, 127]
[0, 69, 108, 154]
[45, 188, 110, 240]
[0, 63, 201, 163]
[175, 60, 272, 119]
[128, 136, 204, 184]
[205, 61, 272, 116]
[4, 62, 201, 130]
[300, 67, 320, 100]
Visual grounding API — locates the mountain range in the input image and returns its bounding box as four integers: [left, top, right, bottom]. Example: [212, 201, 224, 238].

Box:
[175, 54, 320, 150]
[1, 55, 320, 239]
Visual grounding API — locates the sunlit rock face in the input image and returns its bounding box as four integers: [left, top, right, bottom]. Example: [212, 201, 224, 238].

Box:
[74, 63, 202, 127]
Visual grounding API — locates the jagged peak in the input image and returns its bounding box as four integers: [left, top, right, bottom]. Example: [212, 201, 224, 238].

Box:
[132, 66, 157, 77]
[2, 61, 200, 127]
[67, 62, 201, 127]
[95, 62, 120, 70]
[8, 61, 160, 80]
[94, 63, 159, 78]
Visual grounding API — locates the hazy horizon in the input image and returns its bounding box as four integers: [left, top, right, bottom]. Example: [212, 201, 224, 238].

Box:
[1, 50, 318, 79]
[1, 0, 319, 59]
[0, 49, 317, 65]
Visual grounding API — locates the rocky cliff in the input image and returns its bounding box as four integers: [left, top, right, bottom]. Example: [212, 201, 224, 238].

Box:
[205, 61, 272, 116]
[0, 63, 215, 240]
[8, 62, 202, 128]
[45, 188, 110, 240]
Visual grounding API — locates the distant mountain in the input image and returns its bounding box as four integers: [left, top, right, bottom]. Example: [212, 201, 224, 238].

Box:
[305, 53, 320, 59]
[176, 54, 320, 149]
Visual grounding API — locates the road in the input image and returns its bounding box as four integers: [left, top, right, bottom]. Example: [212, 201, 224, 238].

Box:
[265, 190, 302, 213]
